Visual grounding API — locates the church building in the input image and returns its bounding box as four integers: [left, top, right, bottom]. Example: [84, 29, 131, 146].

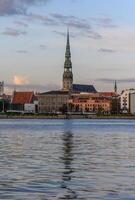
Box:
[38, 30, 97, 113]
[63, 30, 96, 93]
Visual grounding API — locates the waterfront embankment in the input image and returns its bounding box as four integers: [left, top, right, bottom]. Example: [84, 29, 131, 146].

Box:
[1, 114, 135, 119]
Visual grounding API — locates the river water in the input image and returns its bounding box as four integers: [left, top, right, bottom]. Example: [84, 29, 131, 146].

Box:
[0, 119, 135, 199]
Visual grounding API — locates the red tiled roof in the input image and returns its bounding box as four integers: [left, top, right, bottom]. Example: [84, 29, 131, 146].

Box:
[12, 92, 34, 104]
[99, 92, 117, 97]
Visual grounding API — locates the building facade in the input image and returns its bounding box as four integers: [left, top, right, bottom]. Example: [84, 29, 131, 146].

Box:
[69, 93, 111, 113]
[11, 91, 38, 113]
[120, 89, 135, 113]
[0, 81, 4, 96]
[129, 92, 135, 114]
[38, 91, 69, 113]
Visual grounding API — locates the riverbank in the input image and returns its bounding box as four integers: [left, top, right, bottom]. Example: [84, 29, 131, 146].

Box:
[1, 114, 135, 119]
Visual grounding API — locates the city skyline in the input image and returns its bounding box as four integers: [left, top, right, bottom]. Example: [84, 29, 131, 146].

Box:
[1, 0, 135, 94]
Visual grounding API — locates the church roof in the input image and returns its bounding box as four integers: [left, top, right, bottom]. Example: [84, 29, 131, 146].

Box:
[39, 90, 69, 95]
[72, 84, 97, 93]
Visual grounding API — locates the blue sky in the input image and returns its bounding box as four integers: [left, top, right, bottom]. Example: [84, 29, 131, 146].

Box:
[1, 0, 135, 93]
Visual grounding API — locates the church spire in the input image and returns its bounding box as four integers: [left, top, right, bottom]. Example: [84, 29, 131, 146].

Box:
[64, 30, 72, 70]
[114, 80, 117, 93]
[63, 30, 73, 91]
[65, 29, 71, 59]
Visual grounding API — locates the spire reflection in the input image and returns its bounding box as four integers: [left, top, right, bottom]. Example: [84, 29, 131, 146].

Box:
[60, 130, 77, 199]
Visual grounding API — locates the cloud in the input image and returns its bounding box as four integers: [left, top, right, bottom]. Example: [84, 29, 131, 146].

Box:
[53, 30, 77, 38]
[16, 50, 28, 54]
[86, 30, 102, 39]
[25, 13, 57, 26]
[0, 0, 50, 15]
[14, 21, 29, 27]
[90, 16, 117, 28]
[51, 13, 91, 30]
[2, 28, 27, 36]
[5, 83, 60, 93]
[98, 48, 117, 53]
[39, 45, 46, 50]
[22, 12, 102, 39]
[97, 78, 135, 84]
[13, 75, 29, 85]
[51, 13, 102, 39]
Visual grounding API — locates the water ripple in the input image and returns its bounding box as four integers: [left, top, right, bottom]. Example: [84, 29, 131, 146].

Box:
[0, 119, 135, 199]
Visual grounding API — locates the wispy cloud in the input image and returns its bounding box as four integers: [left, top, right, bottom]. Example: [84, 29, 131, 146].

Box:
[0, 0, 51, 16]
[6, 83, 60, 92]
[39, 45, 46, 50]
[97, 78, 135, 84]
[53, 30, 77, 38]
[14, 21, 29, 27]
[90, 16, 117, 28]
[50, 13, 102, 39]
[51, 13, 91, 31]
[5, 74, 60, 92]
[98, 48, 117, 54]
[2, 28, 27, 37]
[25, 13, 58, 26]
[16, 50, 28, 54]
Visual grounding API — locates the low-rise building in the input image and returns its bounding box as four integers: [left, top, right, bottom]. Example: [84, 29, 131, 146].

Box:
[120, 89, 135, 113]
[38, 90, 69, 113]
[11, 91, 38, 113]
[0, 81, 4, 96]
[129, 92, 135, 114]
[69, 93, 111, 113]
[99, 92, 118, 98]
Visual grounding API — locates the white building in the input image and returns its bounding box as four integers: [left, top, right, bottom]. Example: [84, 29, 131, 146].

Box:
[120, 89, 135, 113]
[24, 100, 38, 113]
[129, 93, 135, 114]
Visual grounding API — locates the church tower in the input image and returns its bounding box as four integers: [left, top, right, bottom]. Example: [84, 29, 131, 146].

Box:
[63, 30, 73, 91]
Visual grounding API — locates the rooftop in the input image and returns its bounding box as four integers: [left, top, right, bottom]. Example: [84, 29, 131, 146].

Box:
[39, 90, 69, 95]
[99, 92, 117, 97]
[72, 84, 97, 93]
[12, 91, 34, 104]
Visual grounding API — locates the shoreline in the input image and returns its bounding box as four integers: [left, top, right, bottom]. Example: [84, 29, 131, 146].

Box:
[1, 114, 135, 120]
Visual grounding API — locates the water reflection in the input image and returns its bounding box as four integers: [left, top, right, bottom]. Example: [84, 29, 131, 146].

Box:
[1, 119, 135, 199]
[60, 129, 77, 199]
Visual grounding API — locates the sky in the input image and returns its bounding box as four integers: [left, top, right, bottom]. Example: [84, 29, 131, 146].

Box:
[1, 0, 135, 93]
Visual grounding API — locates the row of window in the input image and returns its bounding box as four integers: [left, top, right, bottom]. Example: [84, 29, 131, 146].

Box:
[73, 104, 109, 107]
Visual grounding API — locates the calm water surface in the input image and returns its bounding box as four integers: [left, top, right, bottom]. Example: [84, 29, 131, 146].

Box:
[0, 119, 135, 199]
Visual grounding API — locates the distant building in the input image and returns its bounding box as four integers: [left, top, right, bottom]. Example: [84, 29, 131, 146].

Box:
[38, 90, 69, 113]
[129, 93, 135, 114]
[69, 93, 111, 113]
[120, 89, 135, 113]
[11, 91, 38, 113]
[99, 92, 118, 98]
[0, 81, 4, 96]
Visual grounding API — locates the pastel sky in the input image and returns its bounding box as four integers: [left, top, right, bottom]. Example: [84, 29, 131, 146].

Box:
[1, 0, 135, 93]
